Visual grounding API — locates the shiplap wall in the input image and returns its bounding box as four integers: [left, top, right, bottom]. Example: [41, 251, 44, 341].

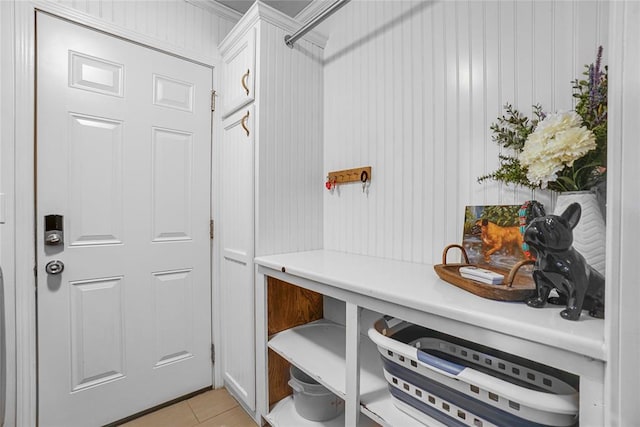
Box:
[256, 20, 324, 255]
[322, 0, 608, 264]
[47, 0, 237, 58]
[607, 2, 640, 424]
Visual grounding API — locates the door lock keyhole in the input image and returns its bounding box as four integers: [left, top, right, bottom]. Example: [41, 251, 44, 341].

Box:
[45, 260, 64, 275]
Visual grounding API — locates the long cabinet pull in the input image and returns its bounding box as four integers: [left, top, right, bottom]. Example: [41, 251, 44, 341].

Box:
[241, 69, 250, 96]
[241, 111, 250, 137]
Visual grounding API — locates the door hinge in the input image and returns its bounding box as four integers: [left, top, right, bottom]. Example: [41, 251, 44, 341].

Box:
[211, 90, 216, 112]
[209, 219, 214, 240]
[211, 343, 215, 364]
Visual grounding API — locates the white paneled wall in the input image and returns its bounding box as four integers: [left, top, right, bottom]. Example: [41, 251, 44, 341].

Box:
[256, 22, 324, 255]
[322, 0, 608, 264]
[47, 0, 237, 58]
[607, 2, 640, 423]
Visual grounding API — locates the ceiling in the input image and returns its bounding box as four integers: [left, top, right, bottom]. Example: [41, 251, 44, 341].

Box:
[215, 0, 314, 18]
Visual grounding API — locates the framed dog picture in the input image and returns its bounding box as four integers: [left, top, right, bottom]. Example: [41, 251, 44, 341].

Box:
[463, 205, 531, 272]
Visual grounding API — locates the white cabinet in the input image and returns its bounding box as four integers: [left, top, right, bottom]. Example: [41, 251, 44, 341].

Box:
[217, 2, 326, 413]
[221, 28, 255, 117]
[255, 250, 606, 426]
[220, 106, 255, 408]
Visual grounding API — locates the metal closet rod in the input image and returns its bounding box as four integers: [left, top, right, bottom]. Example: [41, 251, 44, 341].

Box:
[284, 0, 351, 48]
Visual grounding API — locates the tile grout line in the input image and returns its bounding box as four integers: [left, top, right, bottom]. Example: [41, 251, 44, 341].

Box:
[194, 406, 245, 426]
[186, 400, 200, 424]
[186, 389, 241, 424]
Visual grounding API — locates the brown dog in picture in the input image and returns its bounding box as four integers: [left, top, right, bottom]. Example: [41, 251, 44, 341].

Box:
[473, 219, 525, 262]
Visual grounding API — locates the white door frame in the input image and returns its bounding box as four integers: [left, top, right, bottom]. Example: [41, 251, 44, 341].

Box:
[9, 2, 224, 425]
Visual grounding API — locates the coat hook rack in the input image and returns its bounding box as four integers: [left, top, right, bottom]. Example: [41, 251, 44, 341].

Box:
[326, 166, 372, 190]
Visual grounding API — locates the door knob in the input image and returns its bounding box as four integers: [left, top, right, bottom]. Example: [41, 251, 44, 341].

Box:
[45, 260, 64, 275]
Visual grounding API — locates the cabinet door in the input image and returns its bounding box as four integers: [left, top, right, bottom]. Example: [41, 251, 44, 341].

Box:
[220, 106, 255, 409]
[222, 28, 256, 117]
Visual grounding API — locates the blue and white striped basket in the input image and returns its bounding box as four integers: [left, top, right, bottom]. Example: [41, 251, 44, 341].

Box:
[368, 317, 579, 427]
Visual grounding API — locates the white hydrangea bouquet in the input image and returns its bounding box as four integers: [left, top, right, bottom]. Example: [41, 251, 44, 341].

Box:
[520, 111, 597, 189]
[479, 47, 607, 192]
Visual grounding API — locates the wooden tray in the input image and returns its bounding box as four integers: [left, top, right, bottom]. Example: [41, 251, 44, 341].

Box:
[434, 244, 536, 301]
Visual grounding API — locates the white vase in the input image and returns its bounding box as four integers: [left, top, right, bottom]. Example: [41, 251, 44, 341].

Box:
[554, 191, 606, 275]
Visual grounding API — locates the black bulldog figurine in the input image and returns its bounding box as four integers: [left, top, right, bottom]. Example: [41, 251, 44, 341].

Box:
[524, 202, 605, 321]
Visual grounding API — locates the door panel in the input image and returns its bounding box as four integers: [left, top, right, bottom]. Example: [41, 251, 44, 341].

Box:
[153, 74, 195, 112]
[36, 13, 213, 426]
[151, 127, 194, 241]
[69, 277, 125, 391]
[69, 50, 124, 97]
[220, 106, 255, 409]
[151, 268, 195, 368]
[67, 113, 124, 245]
[222, 29, 255, 117]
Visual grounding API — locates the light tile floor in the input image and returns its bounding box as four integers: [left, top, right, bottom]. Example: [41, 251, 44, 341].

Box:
[119, 388, 258, 427]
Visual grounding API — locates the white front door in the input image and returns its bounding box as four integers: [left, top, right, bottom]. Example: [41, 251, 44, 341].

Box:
[36, 13, 213, 426]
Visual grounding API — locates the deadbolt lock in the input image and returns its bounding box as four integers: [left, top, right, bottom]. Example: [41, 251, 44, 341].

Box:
[44, 214, 64, 246]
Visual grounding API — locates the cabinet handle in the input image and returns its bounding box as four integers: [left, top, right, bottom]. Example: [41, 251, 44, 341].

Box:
[241, 69, 250, 96]
[241, 111, 250, 137]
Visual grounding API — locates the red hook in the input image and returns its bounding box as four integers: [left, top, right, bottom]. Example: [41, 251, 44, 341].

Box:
[325, 177, 337, 191]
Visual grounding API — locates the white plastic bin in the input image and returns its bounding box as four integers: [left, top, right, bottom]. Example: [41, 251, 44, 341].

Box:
[288, 366, 344, 421]
[368, 317, 579, 427]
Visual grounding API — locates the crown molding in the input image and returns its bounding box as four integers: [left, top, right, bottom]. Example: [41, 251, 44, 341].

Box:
[185, 0, 242, 23]
[219, 0, 328, 54]
[295, 0, 332, 25]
